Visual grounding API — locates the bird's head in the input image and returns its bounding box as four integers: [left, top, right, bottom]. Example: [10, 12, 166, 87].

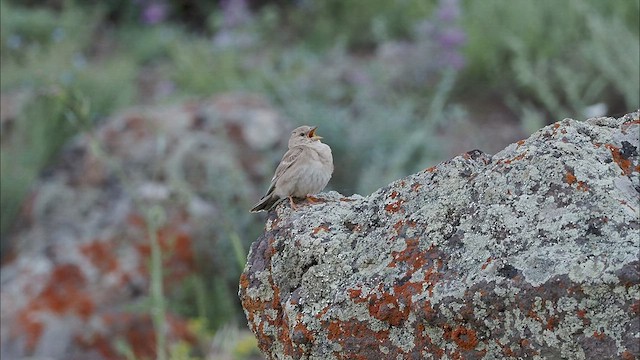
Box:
[289, 125, 323, 148]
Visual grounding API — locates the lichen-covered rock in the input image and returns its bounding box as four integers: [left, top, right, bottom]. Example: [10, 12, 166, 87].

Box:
[239, 112, 640, 359]
[0, 94, 288, 359]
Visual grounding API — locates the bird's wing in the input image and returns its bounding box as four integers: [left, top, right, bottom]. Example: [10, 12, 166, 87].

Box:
[264, 146, 305, 196]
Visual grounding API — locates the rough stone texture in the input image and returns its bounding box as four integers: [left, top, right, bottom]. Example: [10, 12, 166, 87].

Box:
[239, 112, 640, 360]
[1, 94, 288, 359]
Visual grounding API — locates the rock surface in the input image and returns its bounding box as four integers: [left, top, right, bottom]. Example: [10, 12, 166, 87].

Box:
[239, 112, 640, 359]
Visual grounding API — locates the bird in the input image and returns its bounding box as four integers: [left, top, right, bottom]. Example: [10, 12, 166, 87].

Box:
[251, 125, 333, 212]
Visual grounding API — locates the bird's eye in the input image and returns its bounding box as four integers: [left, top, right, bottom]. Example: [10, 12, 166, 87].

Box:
[299, 133, 305, 137]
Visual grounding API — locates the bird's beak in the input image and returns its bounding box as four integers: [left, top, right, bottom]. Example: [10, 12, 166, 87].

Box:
[309, 127, 322, 140]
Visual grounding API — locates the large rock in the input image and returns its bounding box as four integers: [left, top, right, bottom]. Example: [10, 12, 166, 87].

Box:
[1, 94, 288, 359]
[239, 112, 640, 359]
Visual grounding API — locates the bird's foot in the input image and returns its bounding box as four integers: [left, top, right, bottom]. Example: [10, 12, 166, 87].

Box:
[305, 194, 322, 203]
[288, 195, 322, 210]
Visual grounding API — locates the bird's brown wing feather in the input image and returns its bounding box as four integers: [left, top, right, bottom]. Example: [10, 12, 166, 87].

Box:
[264, 146, 305, 197]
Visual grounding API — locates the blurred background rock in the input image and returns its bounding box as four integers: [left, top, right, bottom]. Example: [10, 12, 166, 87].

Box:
[0, 0, 638, 358]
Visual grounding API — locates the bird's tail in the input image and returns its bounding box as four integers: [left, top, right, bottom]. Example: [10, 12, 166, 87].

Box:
[250, 195, 281, 212]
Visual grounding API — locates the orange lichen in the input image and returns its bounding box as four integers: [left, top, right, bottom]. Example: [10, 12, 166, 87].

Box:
[503, 152, 527, 164]
[312, 224, 330, 235]
[496, 339, 515, 357]
[631, 300, 640, 315]
[565, 172, 577, 184]
[546, 316, 558, 330]
[293, 320, 315, 344]
[565, 171, 589, 191]
[605, 144, 632, 175]
[36, 264, 94, 318]
[127, 213, 147, 228]
[389, 239, 432, 274]
[344, 242, 445, 327]
[348, 285, 410, 326]
[15, 263, 96, 352]
[326, 319, 390, 352]
[122, 317, 157, 359]
[385, 200, 405, 213]
[576, 181, 589, 191]
[516, 139, 526, 148]
[393, 220, 404, 233]
[450, 326, 478, 350]
[370, 292, 410, 326]
[315, 305, 330, 320]
[621, 119, 640, 134]
[622, 350, 636, 360]
[90, 313, 169, 359]
[239, 273, 250, 291]
[136, 225, 194, 284]
[414, 322, 443, 357]
[411, 182, 422, 191]
[348, 289, 362, 299]
[392, 219, 418, 232]
[481, 257, 492, 270]
[527, 309, 542, 323]
[80, 240, 118, 273]
[593, 331, 606, 340]
[75, 334, 117, 359]
[17, 311, 43, 352]
[240, 235, 304, 357]
[158, 228, 193, 265]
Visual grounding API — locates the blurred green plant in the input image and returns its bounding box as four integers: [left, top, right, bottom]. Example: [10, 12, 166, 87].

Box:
[0, 87, 88, 251]
[168, 39, 247, 95]
[281, 0, 434, 50]
[146, 205, 169, 360]
[462, 0, 639, 122]
[0, 1, 149, 117]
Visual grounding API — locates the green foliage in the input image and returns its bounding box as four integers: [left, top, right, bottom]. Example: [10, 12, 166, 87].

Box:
[0, 88, 87, 245]
[462, 0, 640, 119]
[72, 57, 138, 117]
[284, 0, 433, 49]
[168, 39, 247, 96]
[1, 2, 96, 85]
[115, 25, 178, 64]
[0, 2, 134, 239]
[0, 1, 89, 54]
[0, 2, 137, 118]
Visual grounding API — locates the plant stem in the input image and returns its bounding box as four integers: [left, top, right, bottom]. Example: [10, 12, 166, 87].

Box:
[147, 206, 167, 360]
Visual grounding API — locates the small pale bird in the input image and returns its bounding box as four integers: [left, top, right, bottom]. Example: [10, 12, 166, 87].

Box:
[251, 125, 333, 212]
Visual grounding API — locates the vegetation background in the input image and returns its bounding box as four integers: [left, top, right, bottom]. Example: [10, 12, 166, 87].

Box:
[1, 0, 638, 358]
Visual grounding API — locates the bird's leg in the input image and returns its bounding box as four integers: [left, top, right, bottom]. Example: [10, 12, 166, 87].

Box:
[288, 196, 298, 210]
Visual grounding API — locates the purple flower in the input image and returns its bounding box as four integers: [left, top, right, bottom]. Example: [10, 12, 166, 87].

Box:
[219, 0, 250, 29]
[436, 0, 461, 22]
[431, 0, 466, 70]
[437, 28, 466, 49]
[440, 51, 465, 70]
[141, 2, 167, 24]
